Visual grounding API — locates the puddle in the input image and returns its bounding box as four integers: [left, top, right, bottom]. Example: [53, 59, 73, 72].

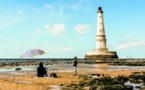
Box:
[124, 81, 144, 90]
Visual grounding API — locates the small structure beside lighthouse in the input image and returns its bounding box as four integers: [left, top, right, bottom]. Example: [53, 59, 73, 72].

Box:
[84, 7, 118, 60]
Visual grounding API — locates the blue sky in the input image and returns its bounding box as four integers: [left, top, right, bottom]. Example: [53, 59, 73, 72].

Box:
[0, 0, 145, 58]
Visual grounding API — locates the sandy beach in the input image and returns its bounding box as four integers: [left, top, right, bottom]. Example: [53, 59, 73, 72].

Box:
[0, 63, 145, 90]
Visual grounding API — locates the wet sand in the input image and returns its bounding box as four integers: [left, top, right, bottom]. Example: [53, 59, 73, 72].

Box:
[0, 63, 145, 90]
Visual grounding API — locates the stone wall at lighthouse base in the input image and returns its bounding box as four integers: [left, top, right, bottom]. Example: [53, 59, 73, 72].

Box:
[84, 51, 118, 60]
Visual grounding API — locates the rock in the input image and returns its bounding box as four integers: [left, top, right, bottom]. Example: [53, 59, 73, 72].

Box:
[15, 68, 22, 71]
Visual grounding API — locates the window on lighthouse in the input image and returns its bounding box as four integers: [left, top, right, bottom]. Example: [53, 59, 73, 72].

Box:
[100, 29, 102, 33]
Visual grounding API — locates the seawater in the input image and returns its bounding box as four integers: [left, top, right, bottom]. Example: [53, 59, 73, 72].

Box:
[0, 59, 74, 63]
[1, 63, 145, 72]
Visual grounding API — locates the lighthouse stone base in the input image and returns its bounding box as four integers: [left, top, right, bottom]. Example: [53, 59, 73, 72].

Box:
[84, 50, 118, 60]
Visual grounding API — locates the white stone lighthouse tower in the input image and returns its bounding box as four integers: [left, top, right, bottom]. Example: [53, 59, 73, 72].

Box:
[84, 7, 118, 60]
[96, 7, 108, 54]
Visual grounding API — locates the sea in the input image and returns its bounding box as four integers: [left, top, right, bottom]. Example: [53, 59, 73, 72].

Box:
[0, 58, 75, 63]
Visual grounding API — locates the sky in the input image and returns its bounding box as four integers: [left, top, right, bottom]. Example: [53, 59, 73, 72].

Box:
[0, 0, 145, 58]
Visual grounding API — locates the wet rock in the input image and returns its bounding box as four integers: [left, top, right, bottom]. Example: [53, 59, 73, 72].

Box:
[15, 67, 22, 71]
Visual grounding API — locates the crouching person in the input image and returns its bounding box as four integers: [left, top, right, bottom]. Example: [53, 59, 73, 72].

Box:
[37, 62, 48, 77]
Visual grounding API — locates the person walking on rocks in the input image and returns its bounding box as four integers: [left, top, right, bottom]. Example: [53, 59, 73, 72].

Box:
[73, 56, 78, 76]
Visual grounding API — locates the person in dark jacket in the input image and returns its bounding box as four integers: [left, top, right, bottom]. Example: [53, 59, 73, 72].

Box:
[73, 56, 78, 76]
[37, 62, 48, 77]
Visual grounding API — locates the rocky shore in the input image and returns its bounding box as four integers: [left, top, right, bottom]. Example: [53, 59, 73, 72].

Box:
[109, 61, 145, 66]
[0, 61, 70, 68]
[62, 72, 145, 90]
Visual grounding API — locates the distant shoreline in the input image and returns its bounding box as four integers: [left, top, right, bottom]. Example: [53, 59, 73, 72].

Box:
[1, 59, 145, 68]
[0, 58, 145, 64]
[0, 57, 145, 60]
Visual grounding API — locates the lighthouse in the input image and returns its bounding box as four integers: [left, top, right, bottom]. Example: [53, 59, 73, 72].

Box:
[84, 7, 118, 60]
[96, 7, 108, 53]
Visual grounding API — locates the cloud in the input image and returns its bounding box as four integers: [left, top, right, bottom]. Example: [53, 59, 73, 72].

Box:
[71, 4, 78, 10]
[35, 29, 42, 34]
[58, 6, 63, 16]
[128, 41, 145, 47]
[0, 16, 24, 28]
[116, 44, 128, 50]
[44, 25, 51, 30]
[44, 24, 65, 37]
[17, 9, 24, 15]
[45, 4, 53, 9]
[33, 8, 42, 14]
[122, 34, 131, 38]
[2, 38, 9, 42]
[74, 24, 90, 34]
[48, 46, 76, 52]
[116, 41, 145, 50]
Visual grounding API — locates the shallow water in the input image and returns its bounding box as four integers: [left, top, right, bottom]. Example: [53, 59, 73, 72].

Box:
[125, 81, 144, 90]
[0, 64, 145, 73]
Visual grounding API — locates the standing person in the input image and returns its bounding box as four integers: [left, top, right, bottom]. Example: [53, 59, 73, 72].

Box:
[73, 56, 78, 76]
[37, 62, 48, 77]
